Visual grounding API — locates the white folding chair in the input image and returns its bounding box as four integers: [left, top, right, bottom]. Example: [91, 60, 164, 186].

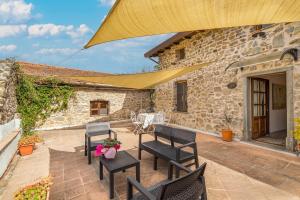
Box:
[165, 112, 173, 125]
[131, 111, 144, 135]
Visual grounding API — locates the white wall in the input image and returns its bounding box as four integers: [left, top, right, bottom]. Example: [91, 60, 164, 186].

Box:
[0, 118, 21, 140]
[0, 118, 21, 177]
[268, 75, 287, 133]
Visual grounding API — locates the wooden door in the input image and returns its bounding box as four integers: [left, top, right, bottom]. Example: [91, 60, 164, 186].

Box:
[251, 78, 269, 139]
[176, 81, 188, 112]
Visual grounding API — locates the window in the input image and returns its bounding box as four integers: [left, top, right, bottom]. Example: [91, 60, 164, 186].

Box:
[176, 48, 185, 60]
[90, 100, 109, 116]
[176, 81, 188, 112]
[255, 24, 273, 30]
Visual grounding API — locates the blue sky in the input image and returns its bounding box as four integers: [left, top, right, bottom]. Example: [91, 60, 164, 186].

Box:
[0, 0, 172, 73]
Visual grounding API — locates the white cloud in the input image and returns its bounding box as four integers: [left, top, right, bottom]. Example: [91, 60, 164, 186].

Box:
[0, 25, 27, 38]
[36, 48, 77, 55]
[28, 24, 73, 37]
[99, 0, 115, 6]
[28, 24, 92, 41]
[0, 44, 17, 51]
[66, 24, 92, 39]
[0, 0, 33, 23]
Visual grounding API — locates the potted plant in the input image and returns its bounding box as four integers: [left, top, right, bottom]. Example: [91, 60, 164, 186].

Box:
[293, 118, 300, 153]
[18, 134, 43, 156]
[221, 112, 233, 142]
[94, 138, 121, 159]
[14, 176, 52, 200]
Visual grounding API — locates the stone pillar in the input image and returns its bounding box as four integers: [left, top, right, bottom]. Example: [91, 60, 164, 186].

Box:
[0, 60, 18, 125]
[286, 69, 294, 151]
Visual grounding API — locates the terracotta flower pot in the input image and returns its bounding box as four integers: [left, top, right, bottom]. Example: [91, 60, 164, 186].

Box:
[19, 144, 34, 156]
[221, 129, 233, 142]
[297, 143, 300, 151]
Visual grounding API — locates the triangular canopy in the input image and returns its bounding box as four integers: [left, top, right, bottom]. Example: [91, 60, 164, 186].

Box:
[62, 63, 209, 89]
[85, 0, 300, 48]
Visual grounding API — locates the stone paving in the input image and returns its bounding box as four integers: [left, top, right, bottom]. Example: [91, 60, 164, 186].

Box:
[1, 127, 300, 200]
[0, 143, 49, 199]
[196, 133, 300, 197]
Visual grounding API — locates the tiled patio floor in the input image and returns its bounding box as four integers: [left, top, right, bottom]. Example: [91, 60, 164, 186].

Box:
[1, 126, 300, 200]
[196, 133, 300, 197]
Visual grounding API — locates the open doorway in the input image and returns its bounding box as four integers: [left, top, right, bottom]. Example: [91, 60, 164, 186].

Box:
[249, 72, 287, 149]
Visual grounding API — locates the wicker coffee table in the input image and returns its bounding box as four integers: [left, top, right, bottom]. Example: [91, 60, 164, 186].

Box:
[99, 151, 140, 199]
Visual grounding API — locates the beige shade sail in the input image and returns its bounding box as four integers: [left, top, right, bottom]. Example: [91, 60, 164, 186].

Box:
[62, 63, 209, 89]
[85, 0, 300, 48]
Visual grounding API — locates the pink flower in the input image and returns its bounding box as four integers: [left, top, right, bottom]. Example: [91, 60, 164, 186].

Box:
[94, 144, 104, 157]
[115, 144, 121, 150]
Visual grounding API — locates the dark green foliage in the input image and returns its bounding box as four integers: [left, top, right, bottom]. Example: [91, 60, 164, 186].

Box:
[15, 64, 74, 135]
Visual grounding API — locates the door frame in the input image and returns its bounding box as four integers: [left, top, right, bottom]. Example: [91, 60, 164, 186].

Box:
[250, 77, 270, 139]
[242, 66, 294, 151]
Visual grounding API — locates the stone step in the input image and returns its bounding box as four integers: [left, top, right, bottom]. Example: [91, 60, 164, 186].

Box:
[0, 130, 21, 178]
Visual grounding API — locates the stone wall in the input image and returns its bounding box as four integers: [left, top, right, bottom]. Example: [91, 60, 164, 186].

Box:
[0, 61, 17, 125]
[38, 88, 151, 130]
[154, 22, 300, 140]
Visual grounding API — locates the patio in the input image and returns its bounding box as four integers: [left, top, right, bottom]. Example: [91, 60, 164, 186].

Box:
[1, 124, 299, 200]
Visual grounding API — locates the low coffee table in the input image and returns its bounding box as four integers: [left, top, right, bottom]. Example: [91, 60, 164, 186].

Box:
[99, 151, 140, 199]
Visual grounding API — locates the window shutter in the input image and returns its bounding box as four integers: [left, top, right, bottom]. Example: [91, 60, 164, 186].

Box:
[176, 81, 187, 112]
[90, 101, 109, 116]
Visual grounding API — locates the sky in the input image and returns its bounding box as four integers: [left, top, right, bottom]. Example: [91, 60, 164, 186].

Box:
[0, 0, 173, 73]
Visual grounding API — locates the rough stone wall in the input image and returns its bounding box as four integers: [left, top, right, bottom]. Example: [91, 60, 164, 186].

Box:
[155, 22, 300, 139]
[0, 61, 17, 124]
[39, 88, 151, 130]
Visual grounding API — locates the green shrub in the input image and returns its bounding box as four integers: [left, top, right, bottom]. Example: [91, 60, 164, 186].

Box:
[14, 177, 52, 200]
[15, 63, 74, 135]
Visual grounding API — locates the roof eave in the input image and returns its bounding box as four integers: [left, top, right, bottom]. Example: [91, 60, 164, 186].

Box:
[144, 31, 197, 58]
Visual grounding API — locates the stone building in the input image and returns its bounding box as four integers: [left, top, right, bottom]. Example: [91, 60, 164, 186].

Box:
[18, 62, 151, 130]
[145, 22, 300, 152]
[0, 60, 150, 177]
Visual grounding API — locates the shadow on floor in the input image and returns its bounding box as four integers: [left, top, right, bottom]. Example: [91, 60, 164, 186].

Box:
[48, 146, 168, 200]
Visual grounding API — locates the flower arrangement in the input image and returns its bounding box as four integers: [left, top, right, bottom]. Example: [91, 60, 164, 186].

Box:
[94, 138, 121, 159]
[18, 136, 35, 147]
[18, 134, 43, 148]
[14, 176, 52, 200]
[18, 134, 43, 156]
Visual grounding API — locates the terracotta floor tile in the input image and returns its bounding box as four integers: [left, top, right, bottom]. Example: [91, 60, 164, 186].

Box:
[50, 191, 66, 200]
[83, 181, 105, 193]
[3, 127, 300, 200]
[64, 178, 83, 190]
[65, 185, 85, 199]
[82, 174, 99, 185]
[70, 194, 88, 200]
[207, 189, 230, 200]
[86, 191, 109, 200]
[50, 182, 65, 194]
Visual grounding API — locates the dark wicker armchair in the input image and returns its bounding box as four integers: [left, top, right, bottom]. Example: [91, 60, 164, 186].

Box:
[127, 161, 207, 200]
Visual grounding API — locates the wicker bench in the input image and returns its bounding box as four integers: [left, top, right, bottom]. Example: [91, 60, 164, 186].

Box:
[138, 124, 199, 176]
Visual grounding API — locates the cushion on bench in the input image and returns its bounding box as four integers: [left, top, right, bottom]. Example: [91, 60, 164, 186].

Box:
[142, 141, 194, 161]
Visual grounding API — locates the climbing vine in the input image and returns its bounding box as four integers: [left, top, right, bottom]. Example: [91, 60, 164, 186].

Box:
[15, 65, 74, 135]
